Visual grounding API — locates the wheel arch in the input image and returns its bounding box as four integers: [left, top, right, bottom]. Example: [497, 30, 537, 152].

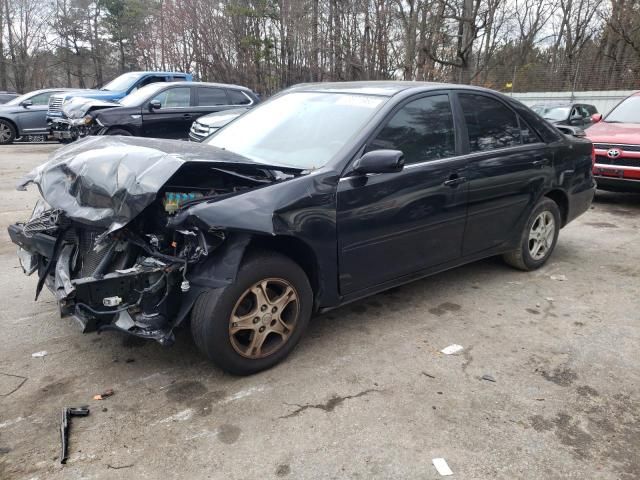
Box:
[0, 116, 19, 135]
[247, 234, 321, 310]
[544, 189, 569, 227]
[105, 125, 134, 135]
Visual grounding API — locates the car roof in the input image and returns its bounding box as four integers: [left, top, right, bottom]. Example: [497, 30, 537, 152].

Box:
[125, 71, 190, 75]
[143, 81, 253, 92]
[287, 81, 508, 97]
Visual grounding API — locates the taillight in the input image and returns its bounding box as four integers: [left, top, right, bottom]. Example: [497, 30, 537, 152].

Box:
[591, 144, 596, 168]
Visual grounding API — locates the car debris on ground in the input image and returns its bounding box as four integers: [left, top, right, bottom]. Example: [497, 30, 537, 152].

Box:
[432, 457, 454, 476]
[31, 351, 47, 358]
[440, 344, 464, 355]
[60, 406, 90, 464]
[92, 389, 114, 400]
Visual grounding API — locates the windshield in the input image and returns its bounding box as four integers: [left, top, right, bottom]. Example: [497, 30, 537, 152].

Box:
[119, 84, 166, 107]
[206, 92, 386, 169]
[101, 73, 143, 92]
[606, 96, 640, 123]
[540, 106, 570, 121]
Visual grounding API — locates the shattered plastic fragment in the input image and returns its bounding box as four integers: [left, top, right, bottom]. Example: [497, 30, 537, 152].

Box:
[550, 274, 567, 281]
[432, 458, 453, 476]
[481, 374, 496, 382]
[440, 344, 464, 355]
[31, 351, 48, 358]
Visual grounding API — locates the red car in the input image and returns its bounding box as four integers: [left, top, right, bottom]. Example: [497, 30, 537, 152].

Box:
[587, 92, 640, 192]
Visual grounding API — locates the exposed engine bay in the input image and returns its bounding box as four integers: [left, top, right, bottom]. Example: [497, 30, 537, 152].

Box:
[9, 136, 302, 345]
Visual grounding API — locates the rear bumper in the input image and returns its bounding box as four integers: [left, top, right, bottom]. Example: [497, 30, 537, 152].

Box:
[566, 179, 596, 225]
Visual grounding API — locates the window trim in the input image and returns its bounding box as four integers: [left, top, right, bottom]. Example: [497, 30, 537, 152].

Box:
[452, 90, 545, 155]
[355, 90, 461, 168]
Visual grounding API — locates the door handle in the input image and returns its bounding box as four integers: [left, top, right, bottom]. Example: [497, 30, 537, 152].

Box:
[182, 114, 192, 120]
[443, 173, 467, 187]
[532, 159, 549, 168]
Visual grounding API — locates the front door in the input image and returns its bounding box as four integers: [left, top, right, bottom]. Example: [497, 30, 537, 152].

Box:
[454, 92, 552, 256]
[142, 86, 193, 139]
[337, 93, 469, 295]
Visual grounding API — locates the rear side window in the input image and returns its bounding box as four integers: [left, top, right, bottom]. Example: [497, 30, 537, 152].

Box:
[197, 88, 229, 106]
[227, 89, 252, 105]
[459, 93, 522, 152]
[368, 94, 456, 164]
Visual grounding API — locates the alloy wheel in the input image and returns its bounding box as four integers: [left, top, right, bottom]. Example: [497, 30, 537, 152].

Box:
[528, 211, 555, 260]
[228, 278, 300, 359]
[0, 123, 12, 143]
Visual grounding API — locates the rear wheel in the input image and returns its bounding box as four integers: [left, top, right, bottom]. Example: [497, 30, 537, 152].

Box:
[191, 251, 312, 375]
[0, 119, 16, 145]
[503, 198, 561, 271]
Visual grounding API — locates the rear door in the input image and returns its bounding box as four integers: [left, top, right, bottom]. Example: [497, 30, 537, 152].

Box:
[141, 85, 194, 138]
[455, 92, 551, 256]
[337, 92, 469, 294]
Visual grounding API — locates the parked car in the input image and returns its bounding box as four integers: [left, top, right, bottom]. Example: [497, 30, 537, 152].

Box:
[586, 92, 640, 192]
[188, 107, 249, 141]
[531, 103, 598, 128]
[0, 91, 19, 104]
[0, 88, 76, 145]
[46, 71, 192, 123]
[8, 82, 595, 374]
[50, 82, 258, 141]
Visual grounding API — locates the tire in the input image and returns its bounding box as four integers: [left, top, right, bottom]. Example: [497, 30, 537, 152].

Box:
[106, 128, 132, 136]
[191, 250, 313, 375]
[0, 119, 16, 145]
[503, 198, 561, 271]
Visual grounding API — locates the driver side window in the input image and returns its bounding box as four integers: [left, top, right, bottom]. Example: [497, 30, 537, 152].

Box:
[368, 94, 456, 164]
[150, 87, 191, 108]
[29, 92, 55, 105]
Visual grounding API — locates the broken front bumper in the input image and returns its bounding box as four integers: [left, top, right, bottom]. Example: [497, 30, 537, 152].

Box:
[8, 223, 177, 345]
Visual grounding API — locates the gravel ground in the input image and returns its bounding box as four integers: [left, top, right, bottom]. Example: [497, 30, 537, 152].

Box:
[0, 143, 638, 480]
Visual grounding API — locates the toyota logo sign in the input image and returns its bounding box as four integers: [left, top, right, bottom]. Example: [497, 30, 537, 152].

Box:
[607, 148, 621, 159]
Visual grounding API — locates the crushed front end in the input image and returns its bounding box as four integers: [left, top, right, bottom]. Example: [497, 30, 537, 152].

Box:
[8, 136, 296, 345]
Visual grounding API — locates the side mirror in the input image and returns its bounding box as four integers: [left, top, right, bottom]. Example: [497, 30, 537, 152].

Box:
[20, 100, 32, 108]
[352, 149, 404, 175]
[149, 100, 161, 111]
[591, 113, 602, 123]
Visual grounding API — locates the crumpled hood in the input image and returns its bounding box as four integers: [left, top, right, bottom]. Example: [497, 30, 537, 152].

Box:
[18, 136, 299, 236]
[62, 97, 119, 119]
[586, 122, 640, 145]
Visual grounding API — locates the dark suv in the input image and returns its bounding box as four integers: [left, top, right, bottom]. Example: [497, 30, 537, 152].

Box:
[51, 82, 259, 141]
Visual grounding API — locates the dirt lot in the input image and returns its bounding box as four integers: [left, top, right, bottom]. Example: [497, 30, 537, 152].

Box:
[0, 143, 638, 480]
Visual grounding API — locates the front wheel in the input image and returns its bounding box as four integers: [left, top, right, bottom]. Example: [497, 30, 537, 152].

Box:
[191, 251, 312, 375]
[0, 119, 16, 145]
[503, 198, 561, 271]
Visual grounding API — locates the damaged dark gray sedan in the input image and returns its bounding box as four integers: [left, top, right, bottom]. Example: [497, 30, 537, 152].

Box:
[9, 82, 595, 375]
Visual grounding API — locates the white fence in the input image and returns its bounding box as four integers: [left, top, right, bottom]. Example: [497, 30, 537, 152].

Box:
[512, 90, 636, 115]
